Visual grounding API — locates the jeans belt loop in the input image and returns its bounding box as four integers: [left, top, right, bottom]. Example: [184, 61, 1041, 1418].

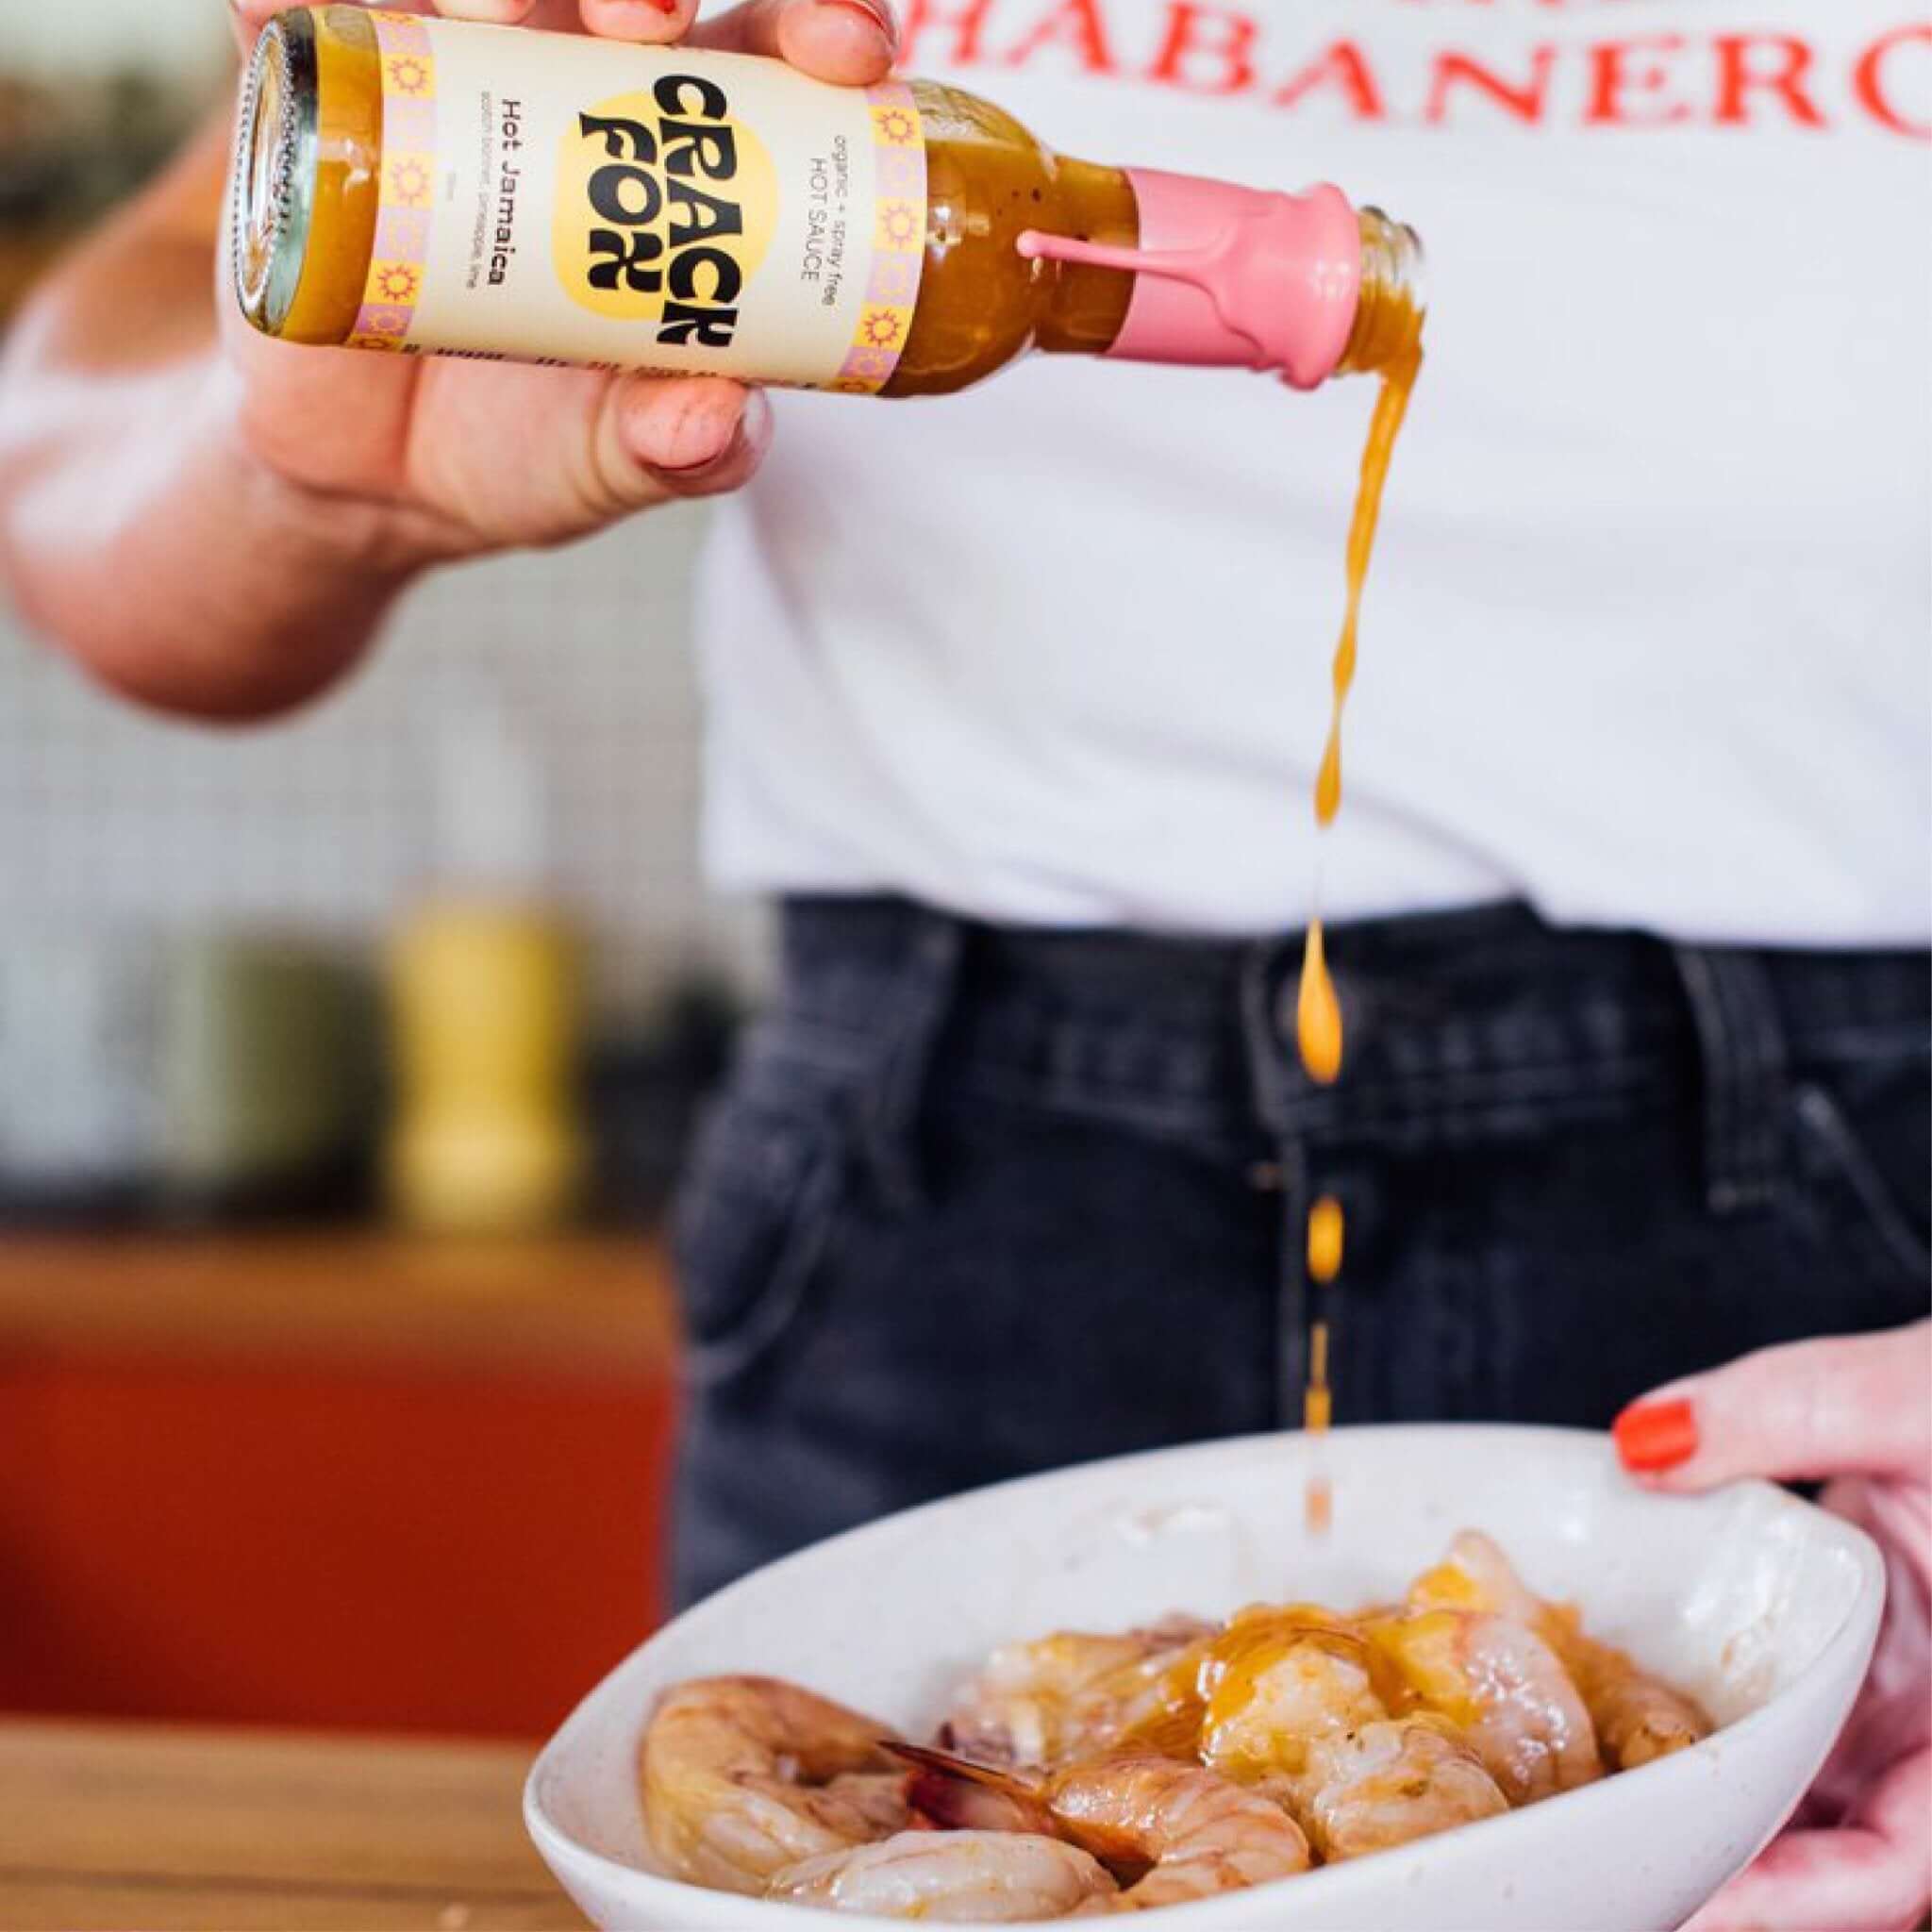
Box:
[1671, 944, 1790, 1216]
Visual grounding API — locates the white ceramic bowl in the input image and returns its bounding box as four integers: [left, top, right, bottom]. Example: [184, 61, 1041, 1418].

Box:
[526, 1425, 1884, 1932]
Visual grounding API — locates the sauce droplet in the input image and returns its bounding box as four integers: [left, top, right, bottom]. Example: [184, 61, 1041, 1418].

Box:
[1304, 1314, 1333, 1536]
[1315, 730, 1342, 828]
[1303, 1319, 1332, 1433]
[1307, 1194, 1344, 1284]
[1296, 921, 1343, 1085]
[1304, 1474, 1332, 1536]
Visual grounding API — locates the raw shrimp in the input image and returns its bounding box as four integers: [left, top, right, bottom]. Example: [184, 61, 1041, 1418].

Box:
[1194, 1606, 1397, 1783]
[897, 1746, 1313, 1913]
[1183, 1606, 1508, 1862]
[1407, 1529, 1543, 1622]
[1292, 1714, 1509, 1862]
[1409, 1532, 1709, 1771]
[641, 1675, 910, 1895]
[767, 1829, 1118, 1920]
[1555, 1629, 1710, 1770]
[944, 1618, 1214, 1770]
[1368, 1607, 1602, 1804]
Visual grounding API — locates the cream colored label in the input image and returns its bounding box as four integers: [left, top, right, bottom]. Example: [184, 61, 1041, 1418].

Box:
[351, 14, 925, 392]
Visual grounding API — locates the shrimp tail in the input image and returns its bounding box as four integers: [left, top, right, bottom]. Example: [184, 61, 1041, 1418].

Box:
[884, 1742, 1058, 1837]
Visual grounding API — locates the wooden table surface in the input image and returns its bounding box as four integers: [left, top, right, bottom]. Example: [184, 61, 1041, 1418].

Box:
[0, 1233, 678, 1376]
[0, 1721, 592, 1930]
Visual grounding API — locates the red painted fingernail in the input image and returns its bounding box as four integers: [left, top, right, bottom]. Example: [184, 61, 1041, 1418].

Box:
[821, 0, 897, 41]
[588, 0, 681, 20]
[1613, 1398, 1699, 1473]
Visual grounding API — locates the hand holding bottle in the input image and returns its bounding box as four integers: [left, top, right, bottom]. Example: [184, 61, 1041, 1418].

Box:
[0, 0, 894, 718]
[1615, 1324, 1931, 1932]
[220, 0, 898, 542]
[2, 0, 1412, 717]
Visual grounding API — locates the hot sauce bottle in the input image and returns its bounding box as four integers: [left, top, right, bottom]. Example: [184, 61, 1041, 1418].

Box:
[232, 6, 1424, 396]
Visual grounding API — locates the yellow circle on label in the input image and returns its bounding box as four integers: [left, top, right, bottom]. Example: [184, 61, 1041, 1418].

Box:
[554, 85, 777, 325]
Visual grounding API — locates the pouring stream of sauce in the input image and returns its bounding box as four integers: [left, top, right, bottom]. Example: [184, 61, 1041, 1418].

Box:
[1296, 331, 1425, 1534]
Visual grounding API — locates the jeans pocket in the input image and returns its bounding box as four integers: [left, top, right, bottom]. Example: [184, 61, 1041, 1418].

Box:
[1786, 1074, 1931, 1293]
[671, 1080, 846, 1390]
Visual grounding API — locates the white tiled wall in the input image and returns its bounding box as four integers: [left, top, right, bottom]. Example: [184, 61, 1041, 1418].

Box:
[0, 505, 765, 1022]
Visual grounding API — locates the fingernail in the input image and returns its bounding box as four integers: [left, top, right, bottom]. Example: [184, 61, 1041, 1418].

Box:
[821, 0, 898, 41]
[651, 391, 769, 477]
[586, 0, 682, 27]
[1613, 1397, 1699, 1474]
[435, 0, 533, 19]
[652, 440, 735, 477]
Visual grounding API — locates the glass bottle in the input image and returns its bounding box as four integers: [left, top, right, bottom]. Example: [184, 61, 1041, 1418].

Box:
[234, 6, 1423, 397]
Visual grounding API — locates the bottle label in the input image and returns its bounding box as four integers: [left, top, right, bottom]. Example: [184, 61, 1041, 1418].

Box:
[348, 13, 926, 392]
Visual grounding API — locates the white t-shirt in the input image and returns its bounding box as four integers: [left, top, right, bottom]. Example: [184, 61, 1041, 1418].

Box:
[695, 0, 1932, 945]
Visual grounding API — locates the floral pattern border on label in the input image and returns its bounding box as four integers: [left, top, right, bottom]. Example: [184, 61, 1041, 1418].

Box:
[829, 83, 926, 394]
[349, 13, 438, 353]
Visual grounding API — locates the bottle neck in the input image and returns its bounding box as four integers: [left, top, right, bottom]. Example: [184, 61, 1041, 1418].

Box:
[1021, 174, 1423, 390]
[1033, 156, 1141, 359]
[1340, 208, 1426, 377]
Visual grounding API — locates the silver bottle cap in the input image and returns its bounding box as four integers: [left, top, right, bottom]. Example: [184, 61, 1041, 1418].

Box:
[232, 11, 319, 337]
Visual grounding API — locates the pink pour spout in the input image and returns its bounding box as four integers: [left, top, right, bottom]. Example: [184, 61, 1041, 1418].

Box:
[1018, 172, 1363, 391]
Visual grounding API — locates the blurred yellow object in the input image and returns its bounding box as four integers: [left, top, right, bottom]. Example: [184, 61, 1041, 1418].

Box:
[386, 903, 587, 1236]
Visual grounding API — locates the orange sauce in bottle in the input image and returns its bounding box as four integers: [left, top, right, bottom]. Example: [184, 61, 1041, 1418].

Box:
[236, 8, 1145, 393]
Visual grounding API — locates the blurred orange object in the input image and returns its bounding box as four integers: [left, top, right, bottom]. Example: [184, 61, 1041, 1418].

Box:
[0, 1232, 676, 1736]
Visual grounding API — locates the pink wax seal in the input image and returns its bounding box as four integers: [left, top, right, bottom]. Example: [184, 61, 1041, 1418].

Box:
[1018, 172, 1363, 391]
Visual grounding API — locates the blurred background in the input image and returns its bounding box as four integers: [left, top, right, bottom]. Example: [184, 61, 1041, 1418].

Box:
[1, 6, 746, 1742]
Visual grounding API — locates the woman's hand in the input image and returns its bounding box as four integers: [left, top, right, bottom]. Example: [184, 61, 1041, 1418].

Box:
[1614, 1323, 1931, 1932]
[0, 0, 894, 718]
[221, 0, 896, 555]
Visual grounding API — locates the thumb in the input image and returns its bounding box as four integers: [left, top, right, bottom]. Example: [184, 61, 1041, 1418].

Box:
[608, 376, 774, 507]
[1612, 1322, 1931, 1491]
[413, 372, 770, 548]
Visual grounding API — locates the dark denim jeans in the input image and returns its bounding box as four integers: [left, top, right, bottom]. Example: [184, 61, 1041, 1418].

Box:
[670, 897, 1930, 1607]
